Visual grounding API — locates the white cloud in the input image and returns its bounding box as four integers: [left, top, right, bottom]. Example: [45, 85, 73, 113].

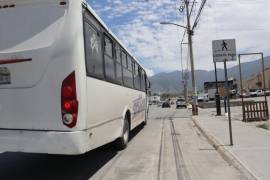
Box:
[145, 68, 155, 77]
[89, 0, 270, 73]
[193, 0, 270, 70]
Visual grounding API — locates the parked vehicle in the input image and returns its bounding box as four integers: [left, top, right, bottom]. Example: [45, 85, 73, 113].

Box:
[198, 93, 209, 102]
[208, 89, 216, 101]
[239, 91, 251, 98]
[250, 90, 264, 97]
[256, 90, 265, 96]
[176, 98, 187, 108]
[162, 101, 171, 108]
[230, 89, 237, 98]
[250, 91, 257, 97]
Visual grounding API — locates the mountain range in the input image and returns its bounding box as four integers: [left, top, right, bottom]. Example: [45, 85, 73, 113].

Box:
[149, 56, 270, 94]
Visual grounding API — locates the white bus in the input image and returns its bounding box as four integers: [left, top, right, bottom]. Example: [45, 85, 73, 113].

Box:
[0, 0, 150, 155]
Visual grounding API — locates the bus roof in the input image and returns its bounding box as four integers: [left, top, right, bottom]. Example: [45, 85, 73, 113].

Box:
[82, 1, 146, 73]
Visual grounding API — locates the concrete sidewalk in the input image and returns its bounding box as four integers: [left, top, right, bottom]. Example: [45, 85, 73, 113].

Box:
[192, 107, 270, 180]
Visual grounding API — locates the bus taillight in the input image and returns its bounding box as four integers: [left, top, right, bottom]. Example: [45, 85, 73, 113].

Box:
[63, 100, 78, 112]
[61, 71, 78, 128]
[62, 86, 73, 98]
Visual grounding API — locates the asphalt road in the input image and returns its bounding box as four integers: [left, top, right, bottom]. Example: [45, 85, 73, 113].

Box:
[0, 107, 245, 180]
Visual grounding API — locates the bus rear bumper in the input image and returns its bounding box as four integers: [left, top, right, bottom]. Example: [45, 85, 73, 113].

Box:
[0, 129, 92, 155]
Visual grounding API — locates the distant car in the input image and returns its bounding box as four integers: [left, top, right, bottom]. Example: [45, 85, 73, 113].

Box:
[239, 92, 251, 98]
[230, 89, 237, 95]
[230, 89, 237, 98]
[256, 90, 265, 96]
[198, 96, 204, 102]
[162, 102, 171, 108]
[250, 90, 264, 97]
[176, 99, 187, 108]
[198, 93, 209, 102]
[250, 91, 257, 97]
[208, 89, 216, 101]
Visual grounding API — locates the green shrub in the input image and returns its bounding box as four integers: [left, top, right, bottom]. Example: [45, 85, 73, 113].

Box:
[257, 123, 270, 130]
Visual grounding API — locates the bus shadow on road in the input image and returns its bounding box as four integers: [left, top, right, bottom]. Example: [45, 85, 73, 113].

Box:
[0, 124, 145, 180]
[0, 144, 117, 180]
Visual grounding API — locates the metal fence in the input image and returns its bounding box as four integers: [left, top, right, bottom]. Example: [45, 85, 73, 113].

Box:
[243, 101, 269, 122]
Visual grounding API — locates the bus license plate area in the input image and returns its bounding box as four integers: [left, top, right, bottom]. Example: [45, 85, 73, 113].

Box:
[0, 67, 11, 85]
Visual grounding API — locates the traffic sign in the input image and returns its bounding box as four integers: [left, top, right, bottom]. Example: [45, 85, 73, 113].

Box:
[212, 39, 236, 62]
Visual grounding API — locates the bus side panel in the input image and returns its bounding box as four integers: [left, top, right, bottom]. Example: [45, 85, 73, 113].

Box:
[85, 77, 146, 150]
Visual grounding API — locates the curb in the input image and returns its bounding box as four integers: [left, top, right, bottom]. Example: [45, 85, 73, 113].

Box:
[191, 116, 258, 180]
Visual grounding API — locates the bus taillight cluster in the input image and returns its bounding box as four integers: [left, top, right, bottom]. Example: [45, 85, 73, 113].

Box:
[61, 71, 78, 128]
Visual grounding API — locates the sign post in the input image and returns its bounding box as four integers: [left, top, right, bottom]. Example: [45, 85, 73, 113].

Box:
[212, 39, 236, 146]
[214, 62, 221, 116]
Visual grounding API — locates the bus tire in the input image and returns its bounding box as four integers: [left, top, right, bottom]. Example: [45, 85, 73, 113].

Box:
[114, 115, 130, 150]
[143, 119, 147, 126]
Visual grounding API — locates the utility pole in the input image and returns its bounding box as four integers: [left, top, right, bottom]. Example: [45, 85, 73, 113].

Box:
[181, 41, 188, 104]
[161, 0, 207, 115]
[184, 71, 189, 103]
[184, 0, 198, 115]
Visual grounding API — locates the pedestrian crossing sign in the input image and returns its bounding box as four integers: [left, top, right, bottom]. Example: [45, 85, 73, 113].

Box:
[212, 39, 236, 62]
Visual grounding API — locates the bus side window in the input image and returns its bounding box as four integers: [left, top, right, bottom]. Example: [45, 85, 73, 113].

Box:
[115, 44, 123, 84]
[122, 53, 133, 88]
[131, 60, 135, 87]
[104, 35, 116, 80]
[127, 56, 133, 88]
[134, 64, 140, 90]
[141, 71, 146, 92]
[84, 19, 104, 78]
[127, 56, 132, 71]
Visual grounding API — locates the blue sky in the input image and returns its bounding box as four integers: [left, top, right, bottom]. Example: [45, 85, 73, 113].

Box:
[87, 0, 270, 76]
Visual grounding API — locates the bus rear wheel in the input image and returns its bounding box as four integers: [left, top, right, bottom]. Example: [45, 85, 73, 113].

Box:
[114, 116, 130, 150]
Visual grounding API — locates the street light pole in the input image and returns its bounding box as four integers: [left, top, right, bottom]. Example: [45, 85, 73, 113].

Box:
[160, 0, 199, 115]
[184, 0, 198, 115]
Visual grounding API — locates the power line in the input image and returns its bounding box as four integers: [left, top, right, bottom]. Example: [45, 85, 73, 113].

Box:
[192, 0, 207, 31]
[189, 0, 197, 17]
[181, 30, 186, 44]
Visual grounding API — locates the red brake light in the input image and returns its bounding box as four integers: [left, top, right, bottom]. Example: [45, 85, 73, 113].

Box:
[63, 101, 72, 111]
[63, 100, 78, 112]
[61, 71, 78, 128]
